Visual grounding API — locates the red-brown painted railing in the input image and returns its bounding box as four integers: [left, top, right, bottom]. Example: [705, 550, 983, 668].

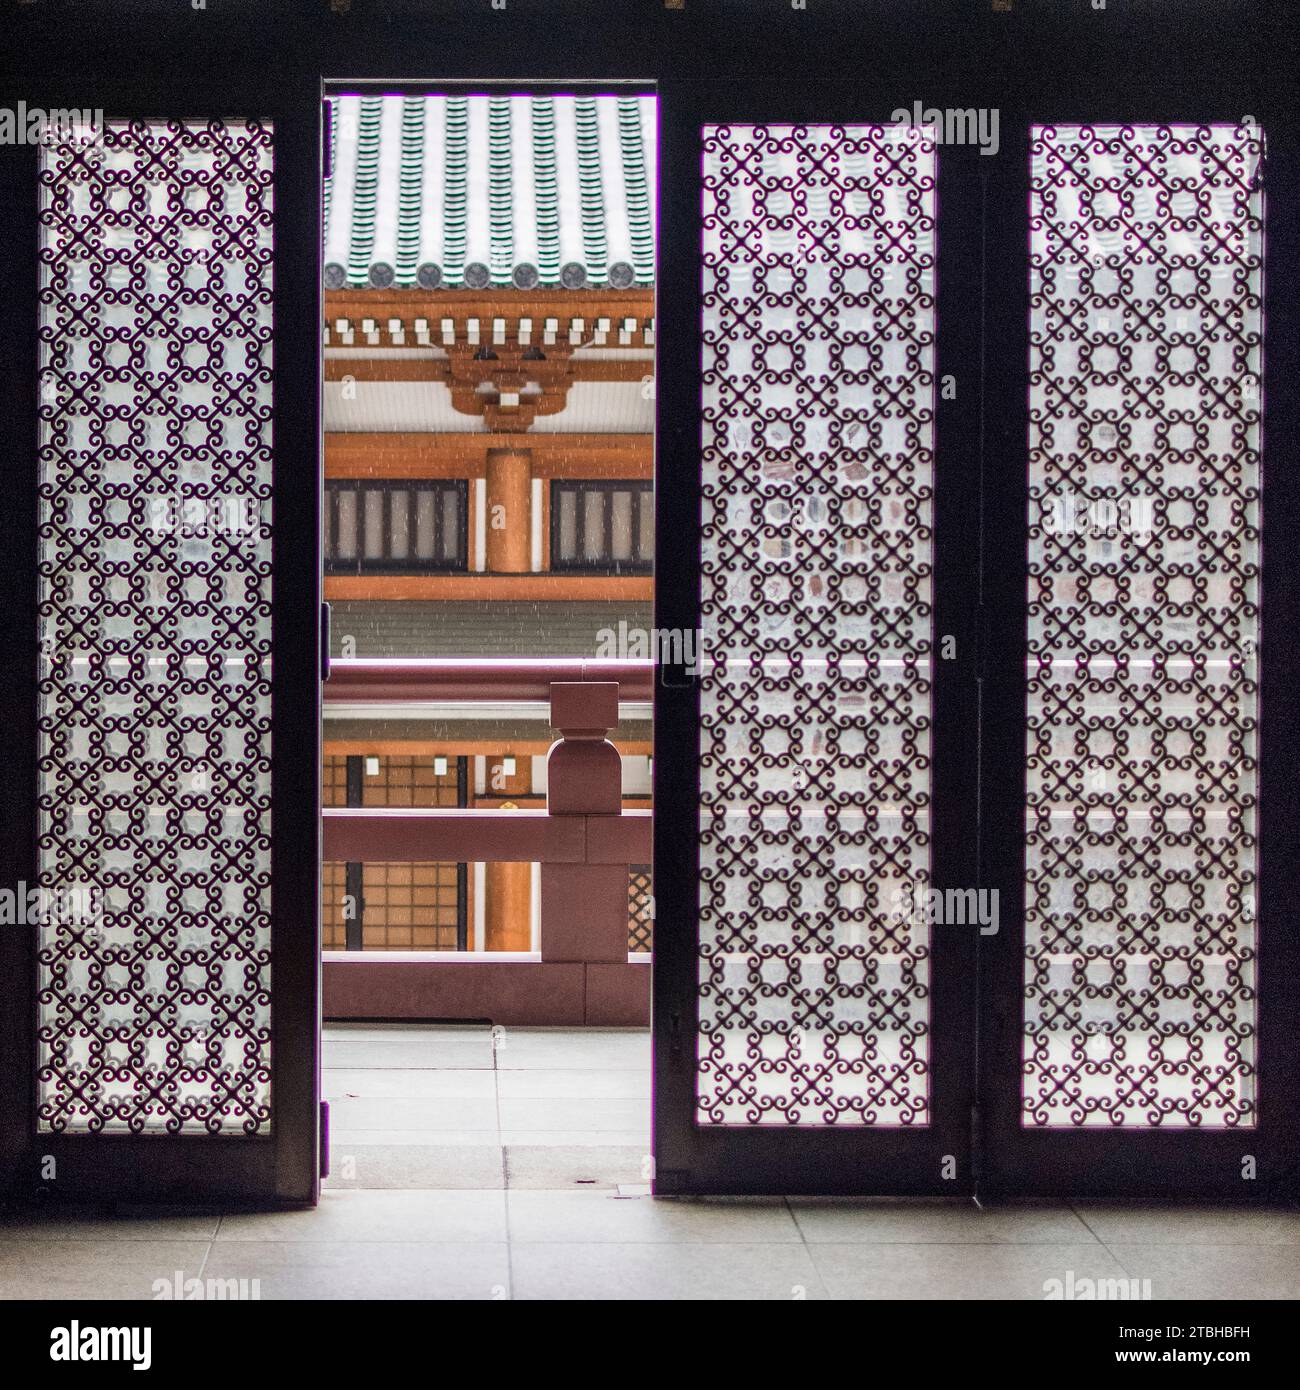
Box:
[322, 658, 654, 1025]
[323, 657, 654, 704]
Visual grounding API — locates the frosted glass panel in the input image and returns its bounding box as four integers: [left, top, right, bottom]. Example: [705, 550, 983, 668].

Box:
[415, 489, 436, 559]
[389, 490, 409, 559]
[363, 489, 384, 559]
[610, 489, 634, 561]
[582, 489, 604, 561]
[335, 489, 357, 559]
[37, 119, 274, 1134]
[1025, 124, 1263, 1128]
[558, 488, 577, 561]
[698, 124, 936, 1126]
[441, 488, 459, 561]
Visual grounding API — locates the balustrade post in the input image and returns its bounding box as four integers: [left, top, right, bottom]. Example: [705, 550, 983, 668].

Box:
[541, 682, 628, 964]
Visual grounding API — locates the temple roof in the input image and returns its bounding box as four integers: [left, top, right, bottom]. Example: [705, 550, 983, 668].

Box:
[324, 93, 656, 292]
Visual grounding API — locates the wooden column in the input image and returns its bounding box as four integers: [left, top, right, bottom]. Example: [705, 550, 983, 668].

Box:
[484, 856, 533, 952]
[485, 447, 532, 574]
[483, 755, 533, 952]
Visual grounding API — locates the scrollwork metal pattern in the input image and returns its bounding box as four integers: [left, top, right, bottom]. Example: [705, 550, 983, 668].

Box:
[37, 120, 274, 1134]
[699, 124, 936, 1125]
[1026, 124, 1262, 1128]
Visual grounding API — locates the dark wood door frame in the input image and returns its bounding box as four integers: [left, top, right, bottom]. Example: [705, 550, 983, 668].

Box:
[978, 108, 1300, 1201]
[0, 0, 1294, 1206]
[0, 76, 323, 1208]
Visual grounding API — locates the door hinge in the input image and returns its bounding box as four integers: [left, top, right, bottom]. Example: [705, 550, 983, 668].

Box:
[319, 1100, 330, 1179]
[323, 99, 333, 183]
[321, 601, 331, 682]
[1250, 125, 1267, 191]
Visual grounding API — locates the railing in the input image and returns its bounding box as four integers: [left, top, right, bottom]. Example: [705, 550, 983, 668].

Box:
[322, 658, 654, 1025]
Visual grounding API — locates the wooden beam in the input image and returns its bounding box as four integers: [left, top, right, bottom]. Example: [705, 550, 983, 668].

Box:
[325, 286, 653, 320]
[324, 358, 651, 385]
[323, 574, 653, 601]
[326, 360, 446, 382]
[326, 739, 557, 757]
[325, 432, 652, 479]
[323, 740, 654, 758]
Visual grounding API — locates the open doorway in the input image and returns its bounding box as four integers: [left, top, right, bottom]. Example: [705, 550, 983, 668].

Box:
[318, 85, 657, 1189]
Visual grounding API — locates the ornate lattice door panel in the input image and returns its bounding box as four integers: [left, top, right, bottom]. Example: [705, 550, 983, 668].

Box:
[1025, 123, 1263, 1132]
[654, 117, 977, 1195]
[37, 120, 274, 1136]
[980, 121, 1300, 1198]
[698, 122, 936, 1128]
[0, 113, 319, 1202]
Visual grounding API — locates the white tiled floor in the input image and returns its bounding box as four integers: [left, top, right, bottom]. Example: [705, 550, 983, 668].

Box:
[3, 1024, 1299, 1300]
[323, 1023, 652, 1187]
